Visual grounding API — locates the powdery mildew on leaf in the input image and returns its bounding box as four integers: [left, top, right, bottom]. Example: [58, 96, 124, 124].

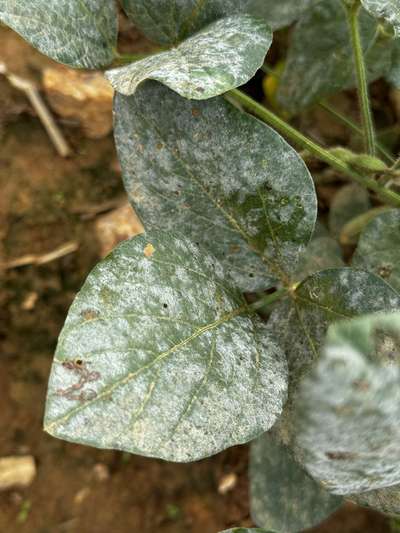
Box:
[295, 312, 400, 494]
[0, 0, 118, 68]
[268, 268, 400, 384]
[44, 231, 288, 462]
[361, 0, 400, 37]
[278, 0, 394, 112]
[122, 0, 321, 45]
[351, 484, 400, 516]
[250, 430, 341, 532]
[114, 82, 317, 293]
[352, 209, 400, 293]
[294, 236, 344, 282]
[106, 15, 271, 99]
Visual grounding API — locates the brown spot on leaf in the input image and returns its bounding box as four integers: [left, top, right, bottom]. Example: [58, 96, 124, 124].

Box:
[377, 264, 393, 279]
[81, 309, 99, 320]
[144, 243, 155, 258]
[352, 379, 370, 391]
[325, 451, 358, 460]
[191, 107, 201, 117]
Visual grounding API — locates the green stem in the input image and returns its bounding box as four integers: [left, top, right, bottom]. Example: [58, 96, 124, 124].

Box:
[319, 102, 394, 164]
[346, 1, 376, 155]
[226, 89, 400, 208]
[249, 287, 289, 312]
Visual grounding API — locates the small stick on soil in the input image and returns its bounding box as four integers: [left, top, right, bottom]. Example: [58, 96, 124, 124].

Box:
[0, 62, 71, 157]
[1, 241, 79, 270]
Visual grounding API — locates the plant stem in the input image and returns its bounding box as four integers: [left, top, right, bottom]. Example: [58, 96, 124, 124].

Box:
[346, 0, 376, 155]
[319, 102, 394, 164]
[249, 288, 289, 312]
[226, 89, 400, 208]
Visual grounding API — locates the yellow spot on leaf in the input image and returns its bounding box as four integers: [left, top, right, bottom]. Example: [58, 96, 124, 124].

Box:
[144, 243, 155, 258]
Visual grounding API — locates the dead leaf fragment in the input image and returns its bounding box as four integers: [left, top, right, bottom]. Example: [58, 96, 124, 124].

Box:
[0, 456, 36, 490]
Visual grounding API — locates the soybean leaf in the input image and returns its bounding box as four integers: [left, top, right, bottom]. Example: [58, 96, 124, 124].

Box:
[44, 231, 288, 462]
[106, 15, 271, 99]
[295, 311, 400, 494]
[122, 0, 321, 45]
[329, 184, 371, 239]
[278, 0, 393, 112]
[351, 484, 400, 516]
[250, 430, 342, 532]
[294, 236, 344, 281]
[361, 0, 400, 37]
[267, 268, 400, 387]
[352, 209, 400, 292]
[0, 0, 118, 68]
[386, 38, 400, 88]
[115, 82, 316, 293]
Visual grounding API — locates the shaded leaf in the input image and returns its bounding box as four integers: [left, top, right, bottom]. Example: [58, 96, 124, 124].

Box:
[250, 430, 341, 532]
[295, 311, 400, 494]
[106, 15, 271, 99]
[352, 209, 400, 292]
[386, 38, 400, 88]
[294, 236, 344, 281]
[361, 0, 400, 37]
[0, 0, 118, 68]
[122, 0, 321, 45]
[278, 0, 393, 112]
[114, 82, 317, 293]
[329, 184, 371, 239]
[44, 231, 288, 462]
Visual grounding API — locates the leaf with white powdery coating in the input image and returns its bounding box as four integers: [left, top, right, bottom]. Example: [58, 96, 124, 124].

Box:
[352, 209, 400, 293]
[0, 0, 118, 68]
[114, 82, 317, 293]
[267, 268, 400, 387]
[122, 0, 321, 45]
[44, 231, 288, 462]
[278, 0, 393, 112]
[106, 15, 271, 99]
[295, 311, 400, 494]
[250, 430, 342, 532]
[361, 0, 400, 37]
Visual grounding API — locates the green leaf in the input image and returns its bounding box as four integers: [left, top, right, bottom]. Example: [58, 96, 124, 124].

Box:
[114, 82, 317, 293]
[250, 430, 342, 532]
[351, 484, 400, 516]
[329, 184, 371, 239]
[294, 236, 344, 281]
[352, 209, 400, 292]
[0, 0, 118, 68]
[386, 38, 400, 88]
[106, 15, 272, 99]
[44, 231, 288, 462]
[267, 268, 400, 386]
[361, 0, 400, 37]
[294, 311, 400, 494]
[278, 0, 393, 112]
[122, 0, 321, 45]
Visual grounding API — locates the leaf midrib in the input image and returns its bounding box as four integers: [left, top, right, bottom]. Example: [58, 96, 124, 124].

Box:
[44, 303, 248, 434]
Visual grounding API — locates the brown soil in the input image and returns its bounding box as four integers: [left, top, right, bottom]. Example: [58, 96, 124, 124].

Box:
[0, 26, 394, 533]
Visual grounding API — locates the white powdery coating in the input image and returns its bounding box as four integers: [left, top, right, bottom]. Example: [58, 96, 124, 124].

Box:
[106, 15, 272, 99]
[44, 231, 288, 462]
[114, 82, 317, 293]
[352, 209, 400, 293]
[296, 312, 400, 494]
[278, 0, 393, 112]
[0, 0, 117, 68]
[362, 0, 400, 37]
[122, 0, 320, 46]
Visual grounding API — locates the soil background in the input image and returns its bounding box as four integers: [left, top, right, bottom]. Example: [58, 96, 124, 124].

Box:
[0, 20, 396, 533]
